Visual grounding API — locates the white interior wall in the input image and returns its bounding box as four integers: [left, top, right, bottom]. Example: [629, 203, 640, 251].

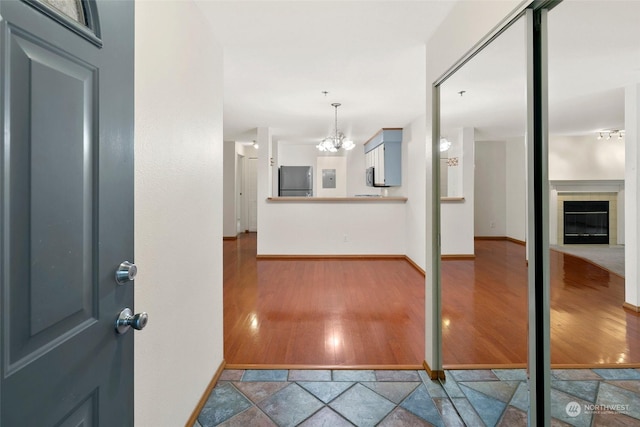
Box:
[549, 135, 625, 180]
[442, 132, 463, 197]
[618, 188, 625, 244]
[271, 139, 279, 197]
[278, 143, 322, 166]
[404, 114, 427, 271]
[475, 140, 507, 236]
[316, 157, 347, 197]
[506, 137, 527, 241]
[625, 83, 639, 306]
[259, 202, 407, 255]
[237, 143, 257, 158]
[135, 1, 224, 425]
[440, 127, 475, 255]
[256, 127, 273, 255]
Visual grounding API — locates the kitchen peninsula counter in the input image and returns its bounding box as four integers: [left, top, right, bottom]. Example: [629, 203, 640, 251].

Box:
[261, 195, 407, 255]
[267, 196, 407, 203]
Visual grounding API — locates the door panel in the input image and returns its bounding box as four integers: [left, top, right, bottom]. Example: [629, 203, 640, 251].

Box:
[58, 393, 97, 427]
[7, 27, 97, 369]
[237, 154, 244, 233]
[246, 158, 258, 232]
[1, 0, 134, 425]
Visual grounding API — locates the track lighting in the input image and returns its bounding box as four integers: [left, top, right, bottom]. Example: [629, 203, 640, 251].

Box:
[596, 130, 624, 140]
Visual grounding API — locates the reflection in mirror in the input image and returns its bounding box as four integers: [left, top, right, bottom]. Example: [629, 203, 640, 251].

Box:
[437, 13, 528, 420]
[548, 0, 640, 366]
[439, 19, 527, 199]
[438, 132, 462, 198]
[440, 12, 527, 362]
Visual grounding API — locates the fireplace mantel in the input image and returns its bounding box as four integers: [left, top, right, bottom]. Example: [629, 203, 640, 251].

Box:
[550, 180, 624, 193]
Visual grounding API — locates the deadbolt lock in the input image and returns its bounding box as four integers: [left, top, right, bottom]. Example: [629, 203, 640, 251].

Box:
[115, 261, 137, 285]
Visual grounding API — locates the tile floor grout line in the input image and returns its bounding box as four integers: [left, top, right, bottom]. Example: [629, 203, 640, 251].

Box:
[432, 376, 470, 427]
[197, 368, 640, 427]
[227, 381, 264, 426]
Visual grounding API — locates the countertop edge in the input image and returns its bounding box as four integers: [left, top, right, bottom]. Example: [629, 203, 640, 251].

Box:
[267, 197, 408, 203]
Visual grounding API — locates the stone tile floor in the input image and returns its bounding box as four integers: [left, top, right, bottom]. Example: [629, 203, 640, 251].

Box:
[194, 368, 640, 426]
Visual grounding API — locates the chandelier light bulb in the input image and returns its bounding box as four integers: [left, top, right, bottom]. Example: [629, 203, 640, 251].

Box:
[440, 138, 452, 152]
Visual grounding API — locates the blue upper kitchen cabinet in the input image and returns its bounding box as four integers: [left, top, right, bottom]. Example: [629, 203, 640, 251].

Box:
[364, 128, 402, 187]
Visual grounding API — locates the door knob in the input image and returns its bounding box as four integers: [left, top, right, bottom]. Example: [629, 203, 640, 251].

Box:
[115, 308, 148, 334]
[115, 261, 137, 284]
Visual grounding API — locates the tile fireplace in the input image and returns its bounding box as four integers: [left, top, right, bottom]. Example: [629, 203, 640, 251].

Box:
[550, 180, 623, 246]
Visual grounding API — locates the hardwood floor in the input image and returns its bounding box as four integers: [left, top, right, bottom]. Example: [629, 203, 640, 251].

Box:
[441, 240, 529, 366]
[224, 233, 640, 367]
[223, 233, 424, 366]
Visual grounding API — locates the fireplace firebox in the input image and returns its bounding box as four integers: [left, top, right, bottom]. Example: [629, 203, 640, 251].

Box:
[563, 201, 609, 244]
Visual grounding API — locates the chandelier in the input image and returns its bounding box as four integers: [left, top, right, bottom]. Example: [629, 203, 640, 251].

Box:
[316, 103, 355, 152]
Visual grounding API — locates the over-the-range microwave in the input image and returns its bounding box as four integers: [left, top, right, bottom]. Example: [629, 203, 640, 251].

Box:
[366, 166, 388, 187]
[366, 166, 375, 187]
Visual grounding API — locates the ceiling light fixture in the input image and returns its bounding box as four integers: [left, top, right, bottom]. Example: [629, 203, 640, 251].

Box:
[597, 130, 624, 140]
[316, 103, 355, 152]
[440, 137, 452, 152]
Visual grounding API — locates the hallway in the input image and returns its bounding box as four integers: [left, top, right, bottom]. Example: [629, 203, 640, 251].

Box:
[224, 233, 640, 367]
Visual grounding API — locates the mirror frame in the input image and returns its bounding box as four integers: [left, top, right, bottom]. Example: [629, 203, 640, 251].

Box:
[430, 1, 562, 424]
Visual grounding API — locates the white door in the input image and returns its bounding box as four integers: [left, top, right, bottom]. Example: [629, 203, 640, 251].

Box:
[236, 154, 244, 233]
[245, 157, 258, 232]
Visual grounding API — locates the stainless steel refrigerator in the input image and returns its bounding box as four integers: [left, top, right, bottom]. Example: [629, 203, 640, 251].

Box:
[278, 166, 313, 197]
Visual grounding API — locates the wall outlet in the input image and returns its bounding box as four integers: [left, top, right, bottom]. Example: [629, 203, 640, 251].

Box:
[490, 221, 496, 229]
[343, 234, 348, 243]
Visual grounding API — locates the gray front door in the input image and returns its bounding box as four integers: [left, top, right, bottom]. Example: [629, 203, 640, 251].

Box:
[0, 0, 135, 425]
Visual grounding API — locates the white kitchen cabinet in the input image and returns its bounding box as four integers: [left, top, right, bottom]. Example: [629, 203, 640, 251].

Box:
[374, 145, 385, 186]
[364, 128, 402, 187]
